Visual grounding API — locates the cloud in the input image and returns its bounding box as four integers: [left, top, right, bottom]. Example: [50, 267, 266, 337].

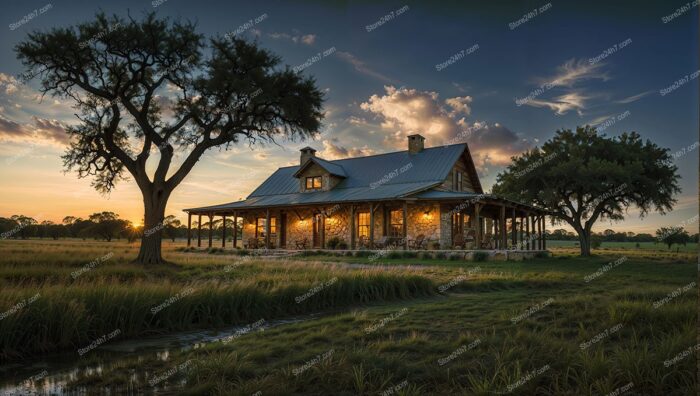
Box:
[268, 31, 316, 45]
[536, 58, 609, 88]
[616, 90, 653, 104]
[318, 139, 376, 160]
[445, 96, 473, 115]
[0, 115, 69, 145]
[521, 59, 610, 115]
[335, 51, 396, 84]
[300, 34, 316, 45]
[526, 92, 589, 116]
[360, 85, 529, 169]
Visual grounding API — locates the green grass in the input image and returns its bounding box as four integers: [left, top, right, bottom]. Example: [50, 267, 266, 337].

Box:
[0, 239, 696, 395]
[547, 239, 698, 252]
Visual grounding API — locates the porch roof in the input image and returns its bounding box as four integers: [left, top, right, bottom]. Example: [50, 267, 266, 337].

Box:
[184, 187, 546, 214]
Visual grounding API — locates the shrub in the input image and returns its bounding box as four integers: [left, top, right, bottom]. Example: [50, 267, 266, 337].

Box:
[417, 251, 433, 260]
[448, 253, 462, 261]
[429, 241, 441, 250]
[326, 237, 342, 250]
[403, 251, 418, 258]
[435, 252, 448, 260]
[473, 251, 489, 262]
[387, 251, 402, 259]
[337, 241, 348, 250]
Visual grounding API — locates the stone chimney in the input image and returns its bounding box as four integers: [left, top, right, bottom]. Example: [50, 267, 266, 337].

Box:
[300, 146, 317, 165]
[407, 134, 425, 154]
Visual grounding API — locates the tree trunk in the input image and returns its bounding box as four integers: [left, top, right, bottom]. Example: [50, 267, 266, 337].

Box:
[136, 189, 169, 265]
[578, 231, 591, 256]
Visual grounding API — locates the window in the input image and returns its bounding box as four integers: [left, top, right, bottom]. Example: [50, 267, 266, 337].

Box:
[305, 176, 322, 190]
[454, 171, 463, 191]
[390, 209, 403, 237]
[357, 212, 370, 238]
[256, 217, 277, 238]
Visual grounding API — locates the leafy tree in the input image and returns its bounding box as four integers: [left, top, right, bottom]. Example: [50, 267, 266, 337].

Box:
[655, 226, 690, 250]
[17, 13, 323, 264]
[9, 215, 37, 239]
[86, 211, 127, 241]
[493, 126, 680, 256]
[163, 215, 181, 242]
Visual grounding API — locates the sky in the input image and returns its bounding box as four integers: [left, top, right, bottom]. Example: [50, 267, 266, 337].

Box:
[0, 0, 697, 234]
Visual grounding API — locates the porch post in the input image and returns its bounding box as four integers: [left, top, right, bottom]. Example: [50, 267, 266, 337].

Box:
[222, 215, 226, 248]
[500, 205, 506, 249]
[537, 215, 543, 250]
[265, 209, 271, 249]
[187, 212, 191, 246]
[493, 216, 498, 249]
[232, 212, 238, 248]
[511, 208, 517, 248]
[525, 213, 530, 250]
[369, 203, 375, 248]
[207, 214, 213, 248]
[474, 203, 481, 249]
[402, 201, 408, 250]
[542, 215, 547, 250]
[350, 204, 356, 249]
[197, 214, 202, 247]
[519, 214, 524, 249]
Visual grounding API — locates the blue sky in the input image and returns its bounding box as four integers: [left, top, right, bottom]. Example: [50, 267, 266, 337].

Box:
[0, 0, 697, 233]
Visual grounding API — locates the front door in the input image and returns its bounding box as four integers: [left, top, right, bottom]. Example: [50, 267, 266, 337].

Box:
[312, 213, 324, 248]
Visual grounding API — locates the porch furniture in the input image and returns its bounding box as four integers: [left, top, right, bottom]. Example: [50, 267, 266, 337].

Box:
[452, 233, 464, 249]
[358, 235, 370, 248]
[481, 235, 494, 249]
[408, 234, 426, 250]
[374, 236, 391, 249]
[295, 237, 309, 250]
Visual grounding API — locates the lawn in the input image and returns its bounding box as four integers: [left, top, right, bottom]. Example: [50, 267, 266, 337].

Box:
[0, 239, 696, 395]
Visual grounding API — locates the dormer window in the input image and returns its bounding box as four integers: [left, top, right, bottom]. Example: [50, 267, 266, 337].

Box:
[305, 176, 322, 190]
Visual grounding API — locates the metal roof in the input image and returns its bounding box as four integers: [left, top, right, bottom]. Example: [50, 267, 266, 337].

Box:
[184, 144, 544, 214]
[292, 157, 347, 178]
[186, 144, 469, 212]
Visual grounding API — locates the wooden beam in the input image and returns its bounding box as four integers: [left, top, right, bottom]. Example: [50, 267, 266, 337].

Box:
[187, 212, 192, 247]
[519, 214, 524, 249]
[542, 215, 547, 250]
[500, 205, 506, 249]
[350, 205, 356, 249]
[525, 213, 530, 250]
[369, 202, 375, 248]
[265, 209, 271, 249]
[511, 208, 517, 247]
[537, 215, 543, 250]
[474, 203, 481, 249]
[222, 215, 226, 248]
[403, 201, 408, 250]
[207, 214, 213, 248]
[197, 214, 202, 247]
[233, 212, 238, 249]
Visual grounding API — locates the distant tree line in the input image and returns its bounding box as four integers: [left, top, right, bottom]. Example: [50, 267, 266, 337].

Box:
[549, 227, 697, 250]
[0, 213, 241, 242]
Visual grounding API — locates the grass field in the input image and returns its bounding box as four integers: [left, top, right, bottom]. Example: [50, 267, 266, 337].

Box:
[0, 239, 696, 395]
[547, 239, 698, 252]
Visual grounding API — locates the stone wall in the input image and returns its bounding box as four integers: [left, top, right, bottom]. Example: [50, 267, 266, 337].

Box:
[240, 203, 444, 249]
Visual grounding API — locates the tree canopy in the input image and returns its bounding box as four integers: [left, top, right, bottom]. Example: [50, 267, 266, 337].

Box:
[492, 126, 680, 256]
[16, 12, 324, 263]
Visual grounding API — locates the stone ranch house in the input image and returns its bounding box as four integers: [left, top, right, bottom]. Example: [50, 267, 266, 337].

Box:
[185, 134, 547, 251]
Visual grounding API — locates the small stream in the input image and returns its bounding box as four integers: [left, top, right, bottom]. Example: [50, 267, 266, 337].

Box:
[0, 314, 324, 395]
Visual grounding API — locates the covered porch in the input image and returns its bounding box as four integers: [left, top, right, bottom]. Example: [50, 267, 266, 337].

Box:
[184, 194, 548, 252]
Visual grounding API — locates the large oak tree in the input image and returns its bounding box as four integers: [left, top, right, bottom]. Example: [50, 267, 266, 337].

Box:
[17, 13, 324, 264]
[492, 126, 680, 256]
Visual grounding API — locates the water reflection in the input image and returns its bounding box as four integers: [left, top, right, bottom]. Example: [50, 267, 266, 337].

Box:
[0, 315, 320, 395]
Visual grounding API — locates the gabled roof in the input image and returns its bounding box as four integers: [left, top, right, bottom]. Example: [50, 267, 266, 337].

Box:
[186, 143, 482, 212]
[292, 156, 347, 178]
